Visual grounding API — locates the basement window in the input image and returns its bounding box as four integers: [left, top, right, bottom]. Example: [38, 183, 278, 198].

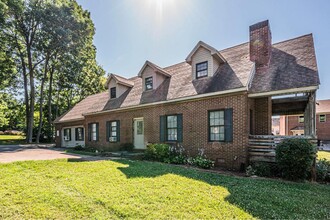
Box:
[196, 61, 208, 79]
[319, 115, 326, 123]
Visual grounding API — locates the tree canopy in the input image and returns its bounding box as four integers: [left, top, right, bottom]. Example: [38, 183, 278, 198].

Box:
[0, 0, 106, 142]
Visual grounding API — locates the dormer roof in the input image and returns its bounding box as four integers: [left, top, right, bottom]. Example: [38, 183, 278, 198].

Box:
[186, 41, 226, 64]
[138, 60, 171, 78]
[105, 73, 134, 89]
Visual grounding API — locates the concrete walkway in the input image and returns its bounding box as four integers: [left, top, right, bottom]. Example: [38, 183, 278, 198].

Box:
[0, 145, 92, 163]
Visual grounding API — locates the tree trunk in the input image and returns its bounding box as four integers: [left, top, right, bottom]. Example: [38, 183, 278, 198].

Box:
[21, 57, 30, 143]
[27, 44, 34, 144]
[36, 57, 49, 143]
[47, 66, 54, 140]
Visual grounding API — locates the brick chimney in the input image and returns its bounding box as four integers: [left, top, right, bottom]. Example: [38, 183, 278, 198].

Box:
[249, 20, 272, 70]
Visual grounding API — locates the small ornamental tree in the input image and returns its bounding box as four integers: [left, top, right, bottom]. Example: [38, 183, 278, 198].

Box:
[276, 138, 316, 180]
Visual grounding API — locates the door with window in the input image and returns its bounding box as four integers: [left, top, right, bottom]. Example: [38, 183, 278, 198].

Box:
[134, 118, 145, 149]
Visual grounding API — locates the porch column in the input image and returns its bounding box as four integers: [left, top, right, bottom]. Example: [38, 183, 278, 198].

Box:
[304, 92, 316, 137]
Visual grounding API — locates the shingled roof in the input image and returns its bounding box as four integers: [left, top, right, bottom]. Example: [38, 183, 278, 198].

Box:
[54, 34, 319, 123]
[249, 34, 319, 93]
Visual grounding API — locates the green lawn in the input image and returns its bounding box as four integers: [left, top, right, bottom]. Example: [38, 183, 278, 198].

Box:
[318, 150, 330, 161]
[0, 135, 25, 145]
[0, 159, 329, 219]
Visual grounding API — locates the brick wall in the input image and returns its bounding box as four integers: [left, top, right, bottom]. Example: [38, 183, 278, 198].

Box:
[287, 115, 302, 135]
[249, 20, 272, 70]
[55, 92, 249, 170]
[283, 114, 330, 141]
[316, 114, 330, 141]
[254, 97, 272, 135]
[55, 120, 85, 148]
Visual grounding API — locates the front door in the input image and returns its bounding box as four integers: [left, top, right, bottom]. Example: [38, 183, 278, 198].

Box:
[134, 118, 145, 149]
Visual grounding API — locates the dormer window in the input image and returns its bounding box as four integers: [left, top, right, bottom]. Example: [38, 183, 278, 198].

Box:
[196, 61, 208, 79]
[145, 76, 153, 90]
[110, 87, 116, 99]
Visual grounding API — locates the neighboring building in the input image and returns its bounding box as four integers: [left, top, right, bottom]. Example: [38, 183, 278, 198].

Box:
[271, 117, 280, 135]
[279, 100, 330, 141]
[54, 20, 320, 169]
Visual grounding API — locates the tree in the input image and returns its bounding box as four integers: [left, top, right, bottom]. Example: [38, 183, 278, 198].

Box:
[1, 0, 106, 142]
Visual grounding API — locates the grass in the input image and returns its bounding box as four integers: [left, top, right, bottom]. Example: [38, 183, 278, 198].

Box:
[318, 150, 330, 161]
[0, 159, 329, 219]
[0, 135, 25, 145]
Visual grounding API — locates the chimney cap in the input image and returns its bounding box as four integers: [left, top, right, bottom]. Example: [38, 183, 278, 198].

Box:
[249, 20, 269, 32]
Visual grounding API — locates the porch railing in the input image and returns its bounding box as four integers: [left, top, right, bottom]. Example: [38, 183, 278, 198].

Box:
[248, 135, 317, 162]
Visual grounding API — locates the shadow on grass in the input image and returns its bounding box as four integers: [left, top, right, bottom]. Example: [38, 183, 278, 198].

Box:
[115, 159, 330, 220]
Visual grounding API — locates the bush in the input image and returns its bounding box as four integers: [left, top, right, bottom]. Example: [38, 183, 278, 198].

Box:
[189, 156, 214, 169]
[144, 144, 214, 169]
[316, 159, 330, 182]
[145, 144, 170, 162]
[120, 143, 135, 152]
[276, 138, 316, 180]
[74, 145, 84, 151]
[245, 162, 280, 177]
[3, 130, 24, 135]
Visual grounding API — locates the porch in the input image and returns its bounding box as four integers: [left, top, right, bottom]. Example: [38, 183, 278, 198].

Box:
[248, 90, 317, 162]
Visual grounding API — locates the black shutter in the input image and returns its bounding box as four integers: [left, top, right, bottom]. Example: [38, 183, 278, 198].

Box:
[160, 116, 166, 142]
[106, 121, 110, 142]
[225, 108, 233, 142]
[75, 128, 78, 141]
[117, 120, 120, 142]
[88, 124, 91, 141]
[69, 129, 71, 141]
[96, 123, 99, 141]
[81, 128, 84, 141]
[177, 114, 183, 142]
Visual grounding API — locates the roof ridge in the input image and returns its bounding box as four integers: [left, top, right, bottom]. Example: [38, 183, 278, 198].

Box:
[163, 61, 187, 70]
[219, 42, 249, 53]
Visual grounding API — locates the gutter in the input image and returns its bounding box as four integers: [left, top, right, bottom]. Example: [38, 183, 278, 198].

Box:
[54, 118, 85, 125]
[248, 86, 319, 98]
[83, 87, 247, 117]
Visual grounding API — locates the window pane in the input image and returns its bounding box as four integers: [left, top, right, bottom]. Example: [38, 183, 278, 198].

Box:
[167, 115, 177, 128]
[197, 70, 207, 77]
[92, 123, 96, 131]
[110, 87, 116, 98]
[111, 121, 117, 126]
[92, 133, 96, 141]
[111, 131, 117, 136]
[145, 77, 153, 90]
[137, 121, 143, 135]
[167, 128, 177, 141]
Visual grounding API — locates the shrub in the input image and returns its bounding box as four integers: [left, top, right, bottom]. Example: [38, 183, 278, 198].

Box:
[190, 156, 214, 169]
[276, 138, 316, 180]
[3, 130, 24, 135]
[120, 143, 135, 152]
[145, 144, 170, 162]
[74, 145, 84, 151]
[316, 159, 330, 182]
[245, 162, 280, 177]
[165, 145, 187, 164]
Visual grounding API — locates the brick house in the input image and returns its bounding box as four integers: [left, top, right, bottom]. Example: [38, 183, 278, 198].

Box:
[54, 20, 320, 169]
[278, 100, 330, 142]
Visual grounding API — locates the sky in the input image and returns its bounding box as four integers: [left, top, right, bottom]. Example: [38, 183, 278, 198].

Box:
[76, 0, 330, 100]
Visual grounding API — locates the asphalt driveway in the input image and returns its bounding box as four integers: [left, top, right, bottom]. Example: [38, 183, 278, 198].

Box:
[0, 145, 88, 163]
